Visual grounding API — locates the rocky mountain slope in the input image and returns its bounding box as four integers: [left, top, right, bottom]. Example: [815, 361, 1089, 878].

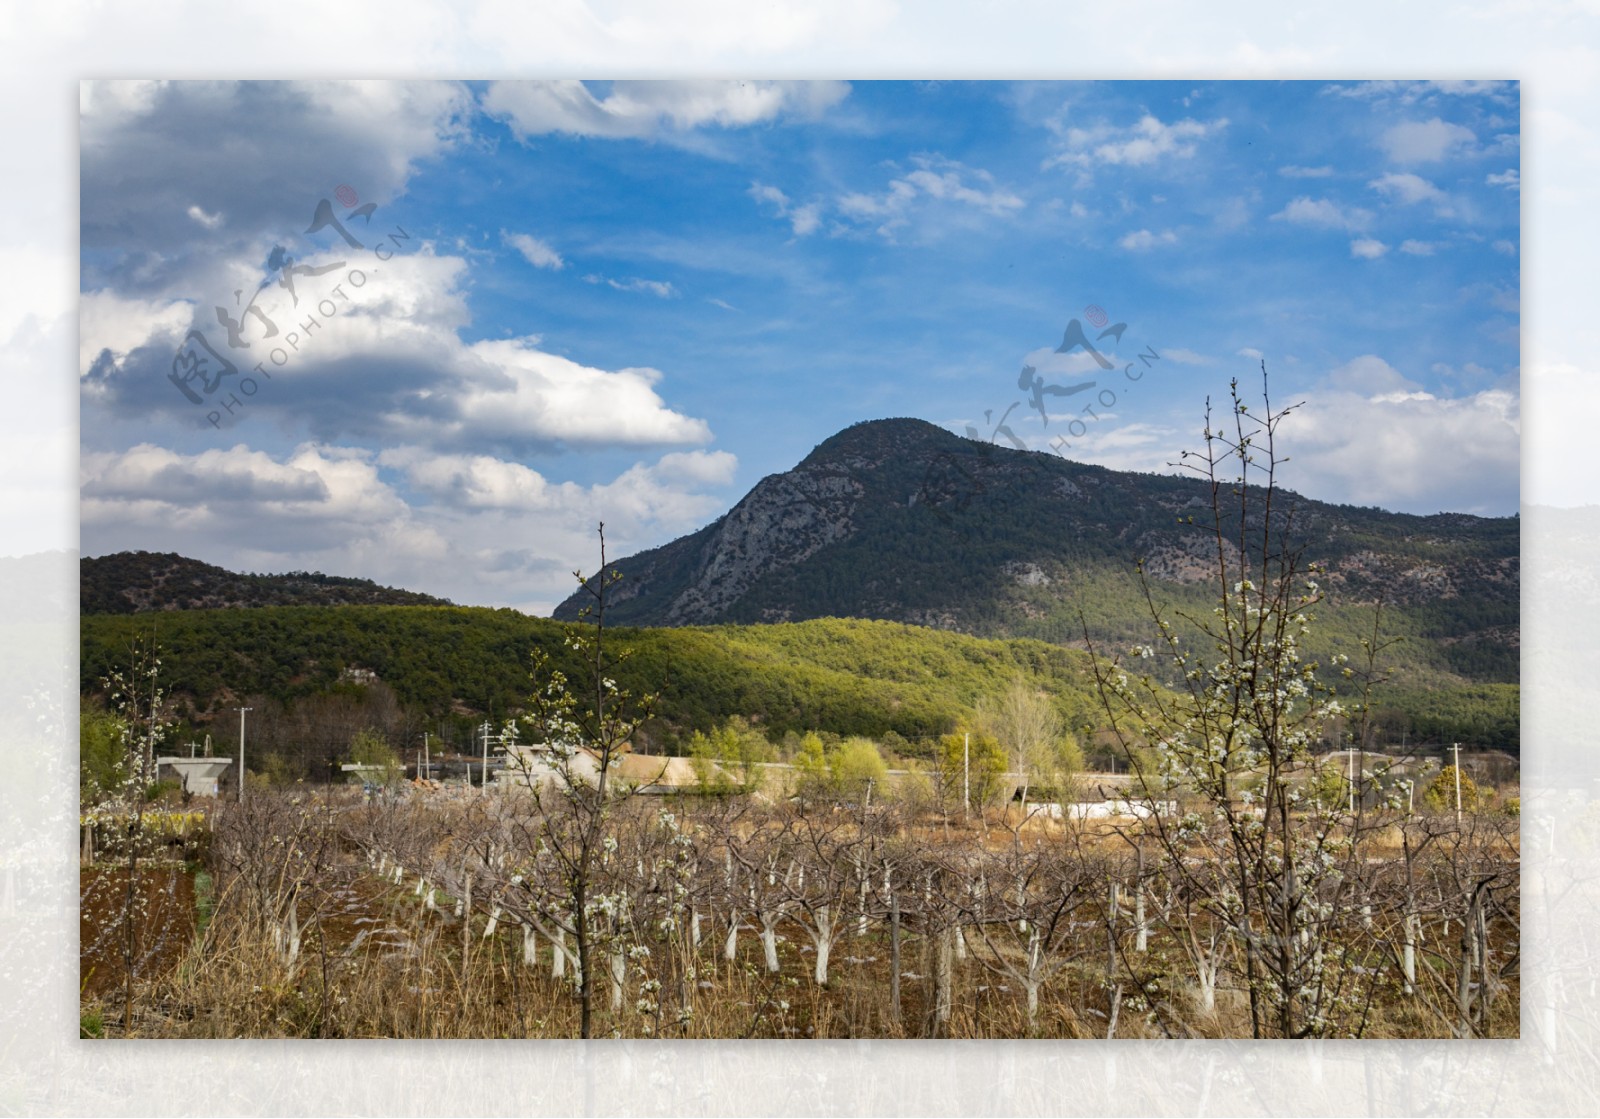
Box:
[554, 418, 1519, 686]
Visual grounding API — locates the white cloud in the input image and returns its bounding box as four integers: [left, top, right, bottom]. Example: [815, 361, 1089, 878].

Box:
[482, 80, 849, 141]
[1237, 347, 1264, 360]
[1118, 228, 1178, 251]
[186, 204, 223, 230]
[1271, 197, 1373, 231]
[1378, 118, 1476, 163]
[83, 441, 740, 615]
[1487, 168, 1521, 190]
[1400, 240, 1438, 256]
[837, 155, 1023, 239]
[1277, 385, 1519, 515]
[502, 231, 564, 270]
[1162, 348, 1214, 366]
[749, 180, 823, 237]
[1492, 239, 1518, 255]
[1324, 355, 1419, 395]
[1279, 165, 1334, 178]
[1325, 80, 1516, 105]
[78, 290, 193, 377]
[606, 276, 676, 298]
[1049, 113, 1227, 169]
[1350, 237, 1389, 259]
[82, 248, 709, 454]
[81, 442, 407, 538]
[1368, 171, 1448, 206]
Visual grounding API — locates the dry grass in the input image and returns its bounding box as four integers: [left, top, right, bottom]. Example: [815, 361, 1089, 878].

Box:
[80, 791, 1520, 1040]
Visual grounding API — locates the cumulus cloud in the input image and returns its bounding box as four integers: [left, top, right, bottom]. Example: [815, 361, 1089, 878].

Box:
[1048, 113, 1227, 169]
[1378, 118, 1477, 163]
[502, 231, 564, 270]
[1118, 228, 1178, 251]
[1271, 196, 1373, 231]
[1050, 361, 1518, 515]
[1324, 355, 1419, 395]
[1350, 237, 1389, 259]
[81, 443, 410, 549]
[1400, 239, 1438, 256]
[81, 247, 708, 455]
[1368, 171, 1451, 212]
[81, 441, 741, 614]
[1279, 165, 1334, 178]
[482, 80, 848, 141]
[1277, 385, 1519, 515]
[1487, 168, 1520, 190]
[836, 155, 1024, 239]
[81, 80, 472, 262]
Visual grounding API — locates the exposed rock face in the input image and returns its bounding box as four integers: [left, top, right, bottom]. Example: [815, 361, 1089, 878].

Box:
[661, 468, 864, 625]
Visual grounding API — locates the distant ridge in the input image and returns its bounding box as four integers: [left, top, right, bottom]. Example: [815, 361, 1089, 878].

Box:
[80, 551, 452, 615]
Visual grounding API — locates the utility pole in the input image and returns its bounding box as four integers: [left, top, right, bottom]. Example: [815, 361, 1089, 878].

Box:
[237, 706, 252, 803]
[421, 731, 431, 782]
[1452, 742, 1463, 823]
[963, 732, 971, 820]
[1347, 746, 1356, 815]
[480, 720, 493, 792]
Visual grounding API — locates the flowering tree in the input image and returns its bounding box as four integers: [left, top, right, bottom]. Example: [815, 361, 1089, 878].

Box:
[1084, 370, 1393, 1038]
[506, 524, 658, 1038]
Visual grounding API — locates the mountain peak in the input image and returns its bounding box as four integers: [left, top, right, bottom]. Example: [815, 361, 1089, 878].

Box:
[800, 417, 962, 467]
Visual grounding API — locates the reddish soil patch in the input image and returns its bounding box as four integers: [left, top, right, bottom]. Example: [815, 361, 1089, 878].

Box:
[80, 866, 196, 997]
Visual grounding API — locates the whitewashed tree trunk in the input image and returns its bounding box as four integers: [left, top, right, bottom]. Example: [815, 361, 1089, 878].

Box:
[484, 905, 501, 938]
[1134, 887, 1148, 953]
[724, 913, 740, 962]
[760, 916, 780, 973]
[552, 927, 567, 979]
[522, 923, 539, 966]
[610, 947, 626, 1013]
[691, 909, 702, 949]
[1402, 911, 1418, 994]
[808, 905, 837, 986]
[955, 925, 967, 961]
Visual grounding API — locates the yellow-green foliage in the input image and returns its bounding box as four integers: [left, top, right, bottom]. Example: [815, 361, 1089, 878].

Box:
[830, 737, 889, 798]
[80, 705, 127, 797]
[1424, 764, 1483, 813]
[938, 729, 1008, 807]
[347, 727, 402, 786]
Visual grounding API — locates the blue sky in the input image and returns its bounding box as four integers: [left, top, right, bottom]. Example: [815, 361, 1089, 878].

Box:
[79, 79, 1521, 613]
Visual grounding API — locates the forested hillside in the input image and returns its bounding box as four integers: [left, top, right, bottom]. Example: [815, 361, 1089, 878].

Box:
[81, 604, 1518, 779]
